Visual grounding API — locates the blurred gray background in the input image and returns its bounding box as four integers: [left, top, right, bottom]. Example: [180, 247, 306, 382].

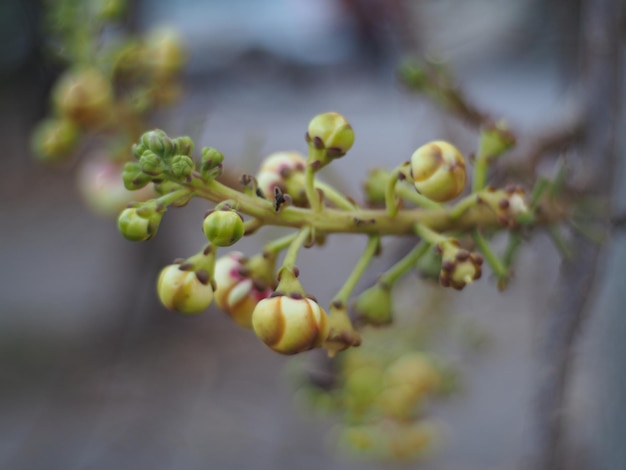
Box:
[1, 0, 624, 469]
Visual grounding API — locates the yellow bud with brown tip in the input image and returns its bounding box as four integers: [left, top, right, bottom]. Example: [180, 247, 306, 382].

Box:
[306, 112, 354, 160]
[410, 141, 466, 202]
[252, 295, 329, 355]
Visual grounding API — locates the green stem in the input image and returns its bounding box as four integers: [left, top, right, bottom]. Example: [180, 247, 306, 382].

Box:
[472, 229, 508, 278]
[414, 223, 447, 245]
[472, 156, 488, 192]
[332, 235, 380, 305]
[450, 193, 479, 219]
[263, 232, 300, 255]
[396, 182, 441, 210]
[530, 178, 550, 208]
[547, 225, 573, 260]
[379, 240, 431, 286]
[156, 188, 191, 207]
[282, 226, 312, 271]
[385, 168, 402, 217]
[305, 164, 322, 212]
[503, 231, 523, 268]
[315, 180, 357, 210]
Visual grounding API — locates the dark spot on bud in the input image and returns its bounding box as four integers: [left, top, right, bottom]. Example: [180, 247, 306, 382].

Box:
[456, 250, 470, 261]
[172, 257, 185, 265]
[313, 136, 324, 149]
[505, 184, 516, 194]
[326, 148, 344, 158]
[397, 172, 406, 181]
[331, 300, 344, 309]
[499, 199, 510, 209]
[293, 266, 300, 277]
[237, 267, 250, 277]
[307, 294, 318, 303]
[179, 262, 193, 271]
[270, 291, 284, 298]
[279, 167, 292, 178]
[204, 209, 214, 218]
[434, 244, 443, 255]
[289, 292, 303, 300]
[304, 131, 311, 143]
[311, 160, 322, 171]
[195, 270, 210, 285]
[473, 253, 484, 265]
[203, 245, 213, 256]
[439, 276, 450, 287]
[256, 188, 265, 198]
[442, 260, 455, 272]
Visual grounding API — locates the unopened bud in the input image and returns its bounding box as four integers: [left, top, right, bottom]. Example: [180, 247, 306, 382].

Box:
[122, 161, 152, 190]
[157, 263, 214, 314]
[353, 283, 393, 326]
[139, 150, 164, 176]
[170, 154, 194, 178]
[202, 209, 244, 247]
[31, 118, 80, 163]
[437, 240, 483, 290]
[145, 28, 185, 77]
[52, 68, 113, 127]
[117, 205, 162, 241]
[410, 141, 466, 202]
[479, 122, 516, 161]
[173, 136, 194, 156]
[306, 112, 354, 161]
[140, 129, 174, 159]
[256, 152, 307, 204]
[477, 186, 529, 227]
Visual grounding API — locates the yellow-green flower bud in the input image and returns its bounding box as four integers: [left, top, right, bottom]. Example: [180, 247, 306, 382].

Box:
[170, 154, 194, 178]
[202, 209, 244, 247]
[256, 151, 308, 204]
[479, 122, 516, 161]
[306, 112, 354, 159]
[117, 205, 162, 241]
[200, 147, 224, 180]
[384, 352, 442, 396]
[213, 252, 273, 328]
[52, 68, 113, 127]
[122, 161, 152, 190]
[252, 295, 329, 355]
[353, 283, 393, 326]
[145, 28, 185, 77]
[477, 186, 529, 227]
[410, 141, 466, 202]
[139, 150, 164, 176]
[436, 240, 483, 290]
[344, 365, 383, 411]
[31, 118, 80, 163]
[157, 264, 214, 314]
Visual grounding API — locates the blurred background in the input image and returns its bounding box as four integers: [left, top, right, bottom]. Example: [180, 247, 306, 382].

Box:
[1, 0, 624, 469]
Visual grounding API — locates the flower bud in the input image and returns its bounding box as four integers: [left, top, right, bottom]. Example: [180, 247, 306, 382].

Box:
[52, 68, 113, 127]
[117, 205, 162, 241]
[201, 147, 224, 180]
[157, 263, 214, 314]
[122, 161, 152, 190]
[436, 240, 483, 290]
[256, 151, 308, 204]
[477, 186, 528, 227]
[203, 209, 244, 247]
[139, 150, 164, 176]
[252, 295, 329, 355]
[172, 136, 194, 156]
[363, 168, 391, 207]
[213, 252, 273, 328]
[78, 157, 154, 215]
[353, 284, 393, 326]
[410, 141, 466, 202]
[306, 112, 354, 159]
[479, 122, 516, 160]
[140, 129, 174, 159]
[144, 28, 185, 77]
[170, 154, 194, 178]
[31, 118, 80, 163]
[384, 352, 441, 396]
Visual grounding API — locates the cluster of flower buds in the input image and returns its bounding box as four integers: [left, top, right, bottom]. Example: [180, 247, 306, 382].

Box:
[409, 140, 467, 202]
[476, 185, 529, 227]
[436, 240, 483, 290]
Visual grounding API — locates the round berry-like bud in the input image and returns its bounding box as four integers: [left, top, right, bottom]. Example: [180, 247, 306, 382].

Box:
[353, 283, 393, 326]
[52, 68, 113, 127]
[140, 129, 174, 159]
[213, 252, 273, 328]
[384, 352, 441, 396]
[117, 205, 162, 241]
[203, 210, 244, 247]
[79, 158, 154, 215]
[363, 168, 391, 207]
[252, 296, 329, 355]
[139, 150, 164, 176]
[256, 151, 307, 204]
[31, 118, 80, 163]
[306, 112, 354, 157]
[410, 141, 466, 202]
[157, 264, 214, 314]
[172, 136, 194, 157]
